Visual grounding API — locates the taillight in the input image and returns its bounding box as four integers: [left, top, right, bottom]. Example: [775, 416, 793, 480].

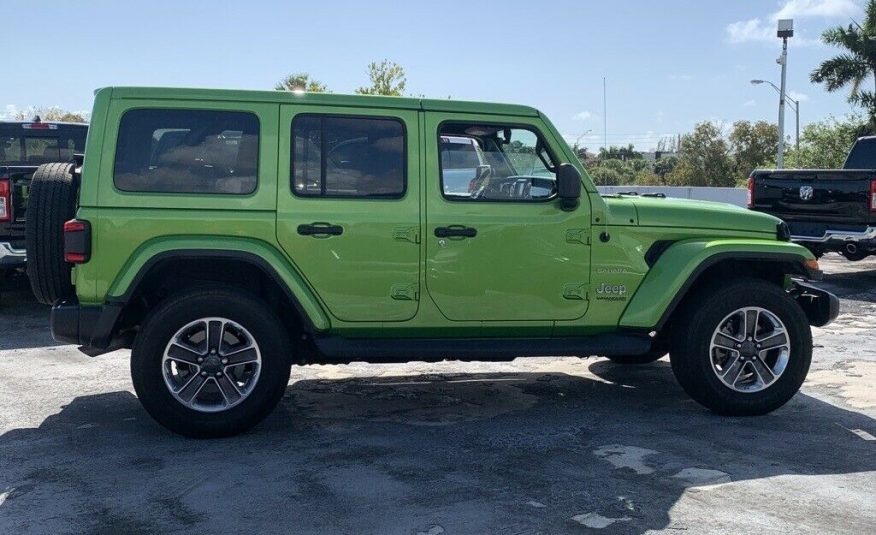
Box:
[870, 179, 876, 212]
[63, 219, 91, 263]
[0, 178, 10, 222]
[747, 176, 755, 208]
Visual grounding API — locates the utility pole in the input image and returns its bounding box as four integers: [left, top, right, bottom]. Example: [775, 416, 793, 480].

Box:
[603, 77, 607, 152]
[776, 19, 793, 168]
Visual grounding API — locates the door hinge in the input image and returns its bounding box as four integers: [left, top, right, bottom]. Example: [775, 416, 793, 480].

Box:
[565, 228, 590, 245]
[391, 283, 419, 301]
[562, 283, 588, 300]
[393, 226, 420, 244]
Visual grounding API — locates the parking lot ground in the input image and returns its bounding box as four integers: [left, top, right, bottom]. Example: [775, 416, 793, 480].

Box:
[0, 254, 874, 534]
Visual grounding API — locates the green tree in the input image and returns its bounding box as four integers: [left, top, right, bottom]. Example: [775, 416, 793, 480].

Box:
[810, 1, 876, 128]
[599, 144, 641, 161]
[653, 156, 678, 183]
[588, 166, 621, 186]
[729, 120, 778, 180]
[274, 73, 328, 93]
[14, 106, 87, 123]
[666, 122, 733, 187]
[355, 59, 407, 96]
[784, 114, 866, 169]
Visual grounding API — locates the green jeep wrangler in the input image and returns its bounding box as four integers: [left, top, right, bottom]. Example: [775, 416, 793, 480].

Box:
[26, 87, 839, 438]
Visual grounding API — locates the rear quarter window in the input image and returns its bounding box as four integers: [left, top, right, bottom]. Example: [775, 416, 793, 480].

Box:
[113, 109, 259, 194]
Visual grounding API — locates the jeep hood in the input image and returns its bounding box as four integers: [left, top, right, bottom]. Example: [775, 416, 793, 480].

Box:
[604, 195, 781, 234]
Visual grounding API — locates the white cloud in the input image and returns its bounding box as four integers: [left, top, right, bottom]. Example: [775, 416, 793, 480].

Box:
[744, 99, 757, 107]
[573, 111, 592, 121]
[668, 74, 693, 81]
[725, 0, 860, 46]
[773, 0, 859, 20]
[727, 18, 773, 44]
[788, 90, 810, 102]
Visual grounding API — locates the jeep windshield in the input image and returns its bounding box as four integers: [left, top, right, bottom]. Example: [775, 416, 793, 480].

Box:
[0, 122, 87, 166]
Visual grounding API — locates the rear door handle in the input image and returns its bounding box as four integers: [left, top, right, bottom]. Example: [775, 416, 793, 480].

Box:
[297, 222, 344, 236]
[434, 225, 477, 238]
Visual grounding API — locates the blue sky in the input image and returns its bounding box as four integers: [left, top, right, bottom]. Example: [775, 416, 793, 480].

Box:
[1, 0, 868, 151]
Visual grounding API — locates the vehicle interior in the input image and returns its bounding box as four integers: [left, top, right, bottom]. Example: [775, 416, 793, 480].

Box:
[438, 123, 557, 201]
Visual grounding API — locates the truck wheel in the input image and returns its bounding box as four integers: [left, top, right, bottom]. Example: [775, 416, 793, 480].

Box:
[25, 163, 78, 305]
[131, 288, 292, 438]
[841, 249, 869, 262]
[607, 338, 669, 365]
[670, 279, 811, 416]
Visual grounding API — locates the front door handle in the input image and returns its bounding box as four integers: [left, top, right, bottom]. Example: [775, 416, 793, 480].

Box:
[297, 222, 344, 236]
[434, 225, 477, 238]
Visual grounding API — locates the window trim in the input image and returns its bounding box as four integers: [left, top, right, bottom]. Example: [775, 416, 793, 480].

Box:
[112, 107, 261, 196]
[437, 120, 559, 204]
[290, 113, 408, 200]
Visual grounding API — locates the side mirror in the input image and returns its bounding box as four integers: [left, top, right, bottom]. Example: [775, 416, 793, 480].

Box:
[556, 163, 581, 211]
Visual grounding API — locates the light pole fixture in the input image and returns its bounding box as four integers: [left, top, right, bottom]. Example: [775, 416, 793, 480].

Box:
[774, 19, 793, 168]
[751, 79, 800, 159]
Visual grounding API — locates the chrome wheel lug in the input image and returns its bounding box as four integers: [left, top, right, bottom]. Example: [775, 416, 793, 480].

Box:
[200, 371, 208, 377]
[215, 372, 222, 377]
[221, 358, 228, 365]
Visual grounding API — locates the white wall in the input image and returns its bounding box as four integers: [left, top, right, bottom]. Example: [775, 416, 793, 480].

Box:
[596, 186, 747, 207]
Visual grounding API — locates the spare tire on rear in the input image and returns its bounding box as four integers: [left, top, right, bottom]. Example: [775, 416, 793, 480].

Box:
[26, 163, 78, 305]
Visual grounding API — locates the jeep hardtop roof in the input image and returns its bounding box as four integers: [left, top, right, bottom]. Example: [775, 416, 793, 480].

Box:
[100, 87, 541, 117]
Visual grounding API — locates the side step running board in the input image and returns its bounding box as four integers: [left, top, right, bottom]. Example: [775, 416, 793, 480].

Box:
[312, 333, 652, 363]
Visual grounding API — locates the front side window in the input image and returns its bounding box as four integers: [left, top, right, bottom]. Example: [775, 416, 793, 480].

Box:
[114, 109, 259, 194]
[292, 115, 405, 198]
[438, 123, 557, 201]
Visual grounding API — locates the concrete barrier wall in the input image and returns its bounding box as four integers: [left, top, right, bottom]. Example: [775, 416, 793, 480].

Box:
[596, 186, 747, 207]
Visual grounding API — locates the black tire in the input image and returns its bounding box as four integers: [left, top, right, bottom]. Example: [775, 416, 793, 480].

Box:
[131, 288, 292, 438]
[26, 162, 78, 305]
[840, 249, 870, 262]
[670, 279, 812, 416]
[607, 338, 669, 365]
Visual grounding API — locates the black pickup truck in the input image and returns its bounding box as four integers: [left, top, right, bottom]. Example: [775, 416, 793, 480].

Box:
[749, 137, 876, 260]
[1, 119, 88, 296]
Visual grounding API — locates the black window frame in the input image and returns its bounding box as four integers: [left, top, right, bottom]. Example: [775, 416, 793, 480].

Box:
[437, 120, 559, 204]
[290, 113, 408, 200]
[112, 107, 261, 196]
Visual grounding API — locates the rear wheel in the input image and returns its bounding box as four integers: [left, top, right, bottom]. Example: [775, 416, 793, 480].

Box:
[840, 249, 870, 262]
[25, 163, 78, 305]
[670, 279, 811, 416]
[131, 288, 292, 438]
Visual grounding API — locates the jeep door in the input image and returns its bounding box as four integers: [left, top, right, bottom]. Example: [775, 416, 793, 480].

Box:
[424, 113, 591, 321]
[276, 105, 420, 322]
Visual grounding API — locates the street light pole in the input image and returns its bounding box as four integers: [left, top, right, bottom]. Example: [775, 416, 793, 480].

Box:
[776, 19, 794, 169]
[751, 79, 800, 163]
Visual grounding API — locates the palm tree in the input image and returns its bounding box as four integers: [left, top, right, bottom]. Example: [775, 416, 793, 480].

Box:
[274, 73, 328, 93]
[811, 0, 876, 127]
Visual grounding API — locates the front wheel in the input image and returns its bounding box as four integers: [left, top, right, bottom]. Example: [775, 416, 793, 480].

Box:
[670, 279, 812, 416]
[131, 289, 292, 438]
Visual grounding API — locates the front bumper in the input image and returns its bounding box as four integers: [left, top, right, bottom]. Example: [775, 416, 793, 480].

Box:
[51, 299, 123, 349]
[0, 241, 26, 267]
[792, 282, 840, 328]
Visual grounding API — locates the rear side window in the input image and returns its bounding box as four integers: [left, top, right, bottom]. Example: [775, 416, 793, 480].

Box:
[114, 109, 259, 194]
[292, 115, 405, 198]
